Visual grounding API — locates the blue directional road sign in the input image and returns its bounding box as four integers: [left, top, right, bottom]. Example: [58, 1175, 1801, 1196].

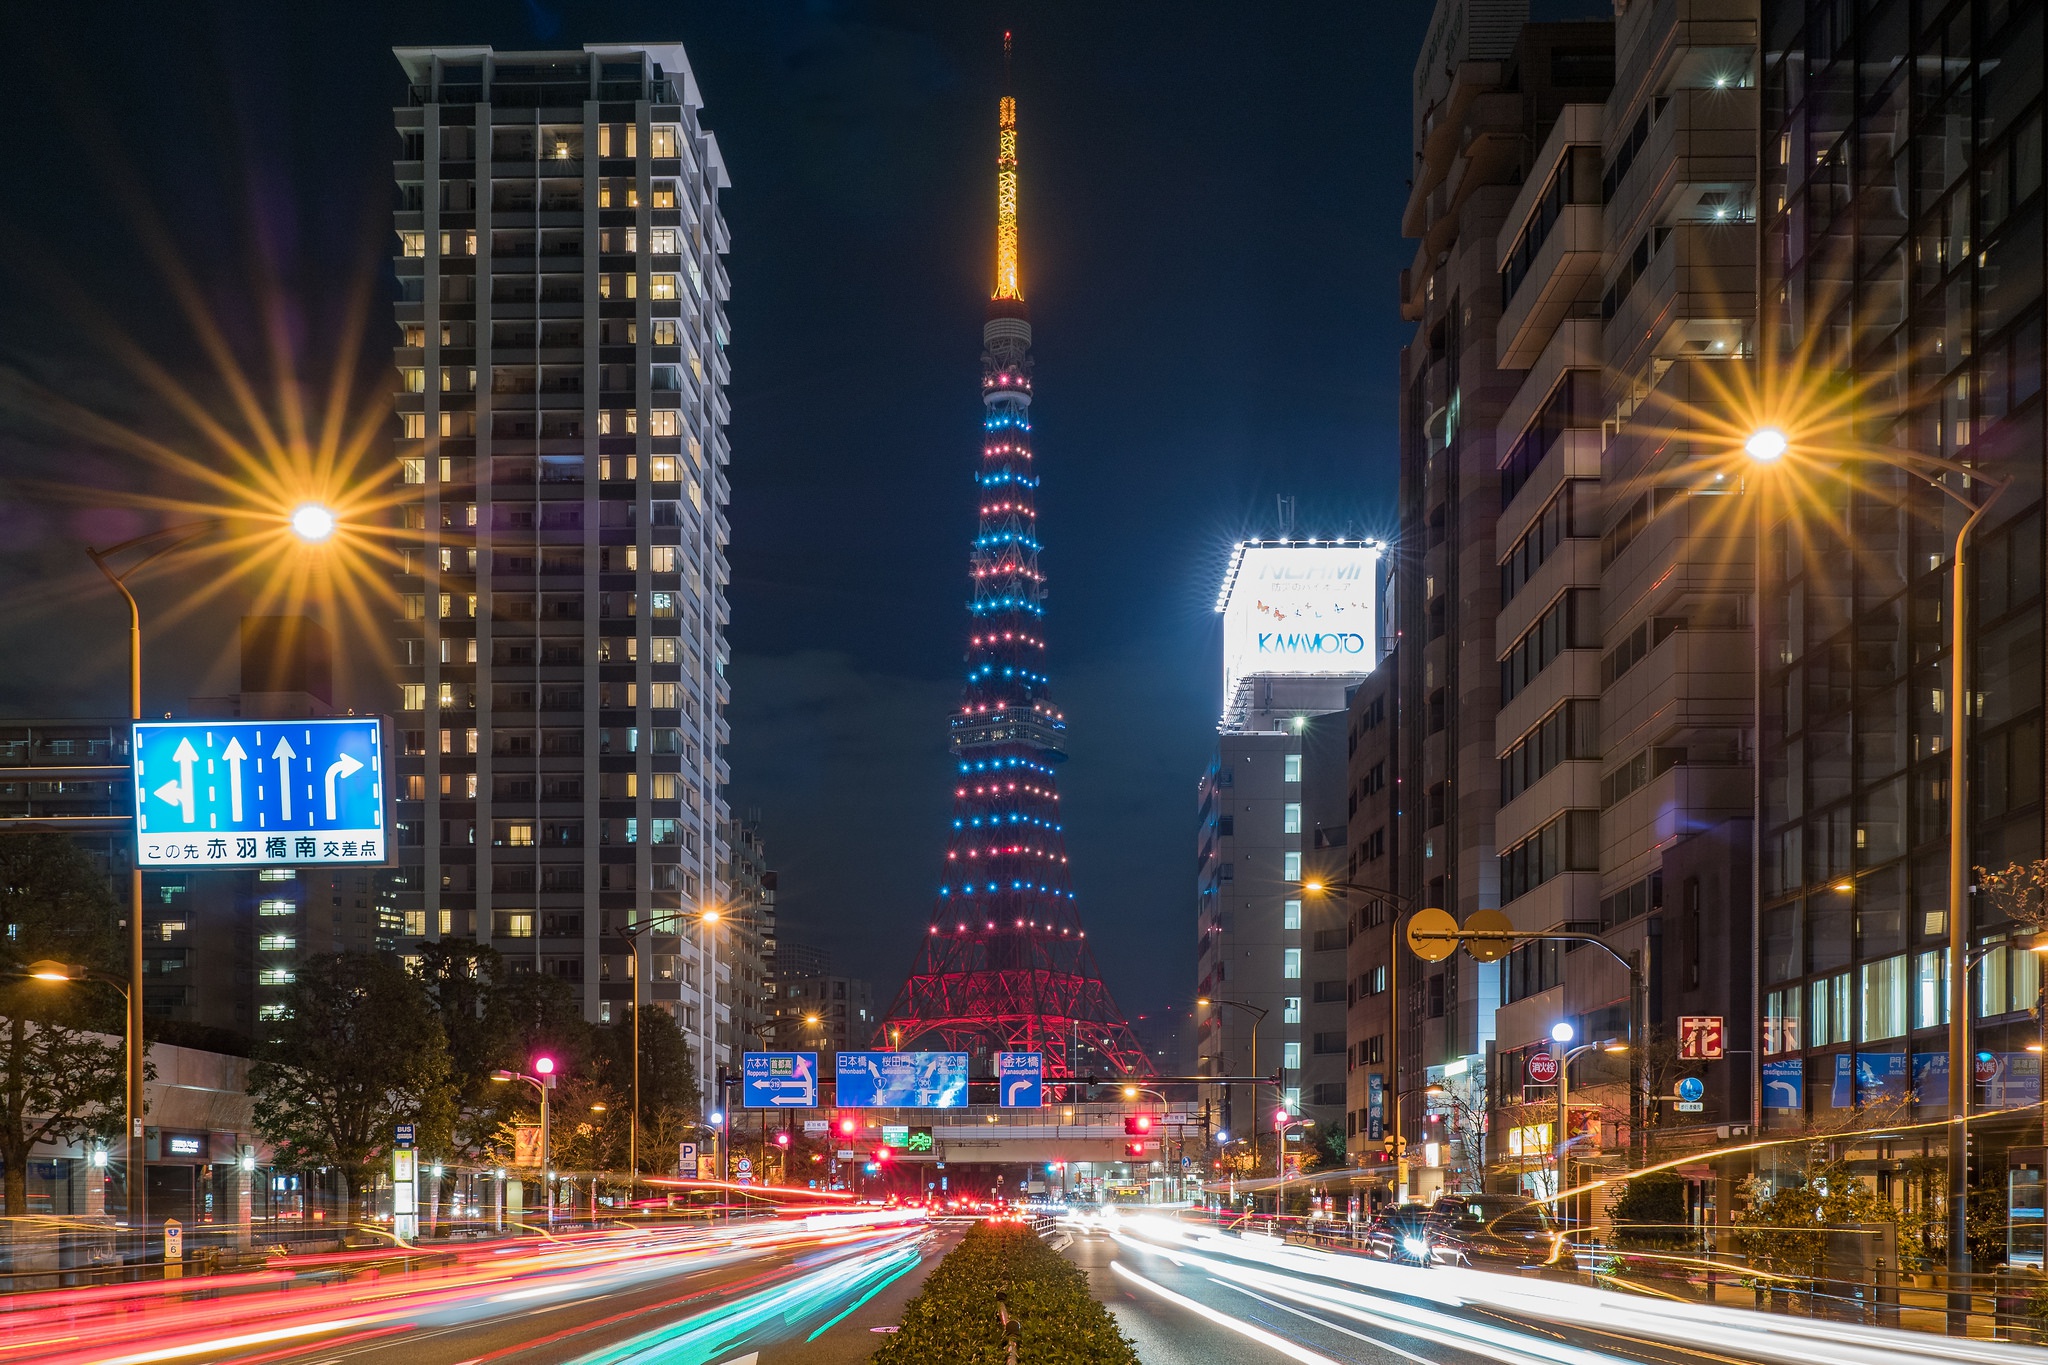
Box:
[742, 1052, 819, 1109]
[835, 1052, 969, 1108]
[997, 1052, 1043, 1108]
[133, 718, 387, 867]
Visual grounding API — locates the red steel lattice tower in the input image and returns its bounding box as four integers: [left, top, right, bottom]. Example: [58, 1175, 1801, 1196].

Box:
[878, 49, 1149, 1079]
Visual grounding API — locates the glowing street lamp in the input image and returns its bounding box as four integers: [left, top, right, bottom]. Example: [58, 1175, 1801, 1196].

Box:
[1741, 425, 2006, 1327]
[288, 503, 337, 542]
[491, 1058, 557, 1225]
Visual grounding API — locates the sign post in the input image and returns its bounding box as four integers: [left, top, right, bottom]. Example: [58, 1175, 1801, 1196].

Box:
[392, 1146, 418, 1243]
[741, 1053, 819, 1109]
[162, 1218, 182, 1279]
[997, 1052, 1043, 1108]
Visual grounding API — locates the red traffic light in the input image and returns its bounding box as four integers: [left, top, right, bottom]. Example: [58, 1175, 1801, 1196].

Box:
[873, 1145, 892, 1163]
[1123, 1114, 1154, 1136]
[774, 1131, 791, 1148]
[838, 1116, 858, 1137]
[1125, 1141, 1148, 1157]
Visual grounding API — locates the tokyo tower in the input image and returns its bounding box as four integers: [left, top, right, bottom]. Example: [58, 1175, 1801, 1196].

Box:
[877, 44, 1150, 1079]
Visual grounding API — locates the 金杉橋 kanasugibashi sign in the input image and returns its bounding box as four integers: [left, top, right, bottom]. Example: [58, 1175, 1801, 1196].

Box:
[132, 718, 388, 866]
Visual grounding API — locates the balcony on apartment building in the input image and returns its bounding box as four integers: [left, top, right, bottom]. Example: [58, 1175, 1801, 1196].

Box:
[1496, 106, 1607, 368]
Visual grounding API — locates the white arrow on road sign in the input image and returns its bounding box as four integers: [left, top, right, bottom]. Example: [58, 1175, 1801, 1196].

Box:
[153, 738, 197, 822]
[323, 752, 364, 820]
[272, 737, 297, 820]
[1006, 1078, 1033, 1105]
[770, 1093, 810, 1106]
[221, 737, 248, 822]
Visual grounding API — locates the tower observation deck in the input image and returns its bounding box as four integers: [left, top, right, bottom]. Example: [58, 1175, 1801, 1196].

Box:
[877, 47, 1149, 1079]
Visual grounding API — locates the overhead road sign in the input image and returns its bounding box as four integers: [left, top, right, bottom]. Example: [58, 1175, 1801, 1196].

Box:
[835, 1051, 969, 1108]
[742, 1052, 819, 1108]
[133, 718, 386, 866]
[997, 1051, 1043, 1107]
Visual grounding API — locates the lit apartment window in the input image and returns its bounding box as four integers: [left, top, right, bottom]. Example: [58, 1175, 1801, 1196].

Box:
[652, 773, 678, 800]
[652, 181, 677, 209]
[400, 368, 425, 393]
[401, 413, 426, 439]
[650, 275, 678, 301]
[401, 685, 425, 711]
[651, 126, 679, 157]
[258, 968, 296, 986]
[650, 456, 678, 482]
[649, 410, 678, 436]
[653, 318, 678, 344]
[401, 458, 425, 484]
[651, 592, 677, 618]
[1283, 802, 1302, 834]
[1284, 1087, 1300, 1112]
[1283, 948, 1301, 979]
[497, 913, 535, 939]
[650, 638, 678, 664]
[650, 546, 677, 572]
[504, 823, 535, 847]
[158, 921, 186, 940]
[648, 683, 679, 709]
[259, 1004, 289, 1022]
[1283, 996, 1301, 1023]
[403, 910, 428, 936]
[258, 899, 296, 917]
[651, 228, 678, 255]
[1283, 754, 1303, 782]
[259, 934, 295, 952]
[1283, 1042, 1302, 1070]
[398, 231, 425, 257]
[1283, 852, 1302, 880]
[258, 870, 294, 883]
[1282, 899, 1301, 930]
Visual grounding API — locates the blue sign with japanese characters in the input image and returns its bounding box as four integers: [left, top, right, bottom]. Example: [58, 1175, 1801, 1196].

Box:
[834, 1052, 969, 1108]
[1761, 1059, 1803, 1110]
[997, 1052, 1043, 1108]
[742, 1052, 819, 1109]
[132, 719, 387, 867]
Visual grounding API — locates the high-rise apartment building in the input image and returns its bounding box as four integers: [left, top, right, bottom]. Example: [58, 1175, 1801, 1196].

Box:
[1754, 0, 2045, 1196]
[387, 45, 733, 1103]
[1393, 1, 1618, 1199]
[1342, 649, 1401, 1169]
[721, 814, 774, 1054]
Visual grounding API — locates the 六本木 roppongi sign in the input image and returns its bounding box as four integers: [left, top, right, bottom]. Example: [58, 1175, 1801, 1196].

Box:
[1218, 542, 1381, 707]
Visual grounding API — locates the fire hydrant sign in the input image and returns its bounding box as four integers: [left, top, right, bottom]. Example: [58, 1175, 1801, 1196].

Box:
[132, 718, 387, 866]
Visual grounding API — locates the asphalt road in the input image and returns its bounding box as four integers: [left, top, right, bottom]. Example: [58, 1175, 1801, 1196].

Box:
[249, 1227, 960, 1365]
[1060, 1218, 2038, 1365]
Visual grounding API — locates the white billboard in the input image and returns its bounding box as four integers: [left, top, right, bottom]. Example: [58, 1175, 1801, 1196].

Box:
[1216, 541, 1381, 710]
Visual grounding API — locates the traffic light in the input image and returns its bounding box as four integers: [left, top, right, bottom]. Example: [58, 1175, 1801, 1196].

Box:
[774, 1130, 792, 1149]
[838, 1116, 858, 1138]
[1126, 1141, 1148, 1158]
[1124, 1114, 1154, 1136]
[873, 1145, 893, 1163]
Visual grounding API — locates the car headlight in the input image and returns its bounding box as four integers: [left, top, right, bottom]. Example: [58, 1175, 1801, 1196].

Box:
[1401, 1235, 1430, 1257]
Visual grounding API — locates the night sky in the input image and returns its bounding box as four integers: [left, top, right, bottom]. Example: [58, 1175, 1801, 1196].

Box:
[0, 1, 1498, 1031]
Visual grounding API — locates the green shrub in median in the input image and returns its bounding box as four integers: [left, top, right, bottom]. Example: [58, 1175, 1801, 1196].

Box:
[874, 1221, 1138, 1364]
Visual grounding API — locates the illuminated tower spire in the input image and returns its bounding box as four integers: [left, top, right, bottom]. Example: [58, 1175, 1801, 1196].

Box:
[877, 46, 1149, 1081]
[993, 32, 1022, 302]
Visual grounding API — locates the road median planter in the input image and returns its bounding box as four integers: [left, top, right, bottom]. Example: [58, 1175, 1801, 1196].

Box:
[874, 1221, 1138, 1364]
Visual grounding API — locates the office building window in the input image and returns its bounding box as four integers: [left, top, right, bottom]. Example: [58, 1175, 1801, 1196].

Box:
[1284, 754, 1302, 782]
[1283, 802, 1302, 834]
[1283, 1042, 1302, 1070]
[1283, 899, 1301, 930]
[1283, 852, 1302, 880]
[1282, 995, 1301, 1023]
[1282, 948, 1302, 979]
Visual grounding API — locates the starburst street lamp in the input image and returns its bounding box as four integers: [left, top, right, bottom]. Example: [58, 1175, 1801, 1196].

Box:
[1740, 425, 2006, 1332]
[289, 503, 338, 542]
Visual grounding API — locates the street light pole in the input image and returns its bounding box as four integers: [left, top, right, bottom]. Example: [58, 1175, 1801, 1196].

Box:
[1197, 997, 1267, 1182]
[1304, 881, 1419, 1197]
[618, 907, 719, 1197]
[87, 519, 220, 1244]
[1743, 428, 2005, 1333]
